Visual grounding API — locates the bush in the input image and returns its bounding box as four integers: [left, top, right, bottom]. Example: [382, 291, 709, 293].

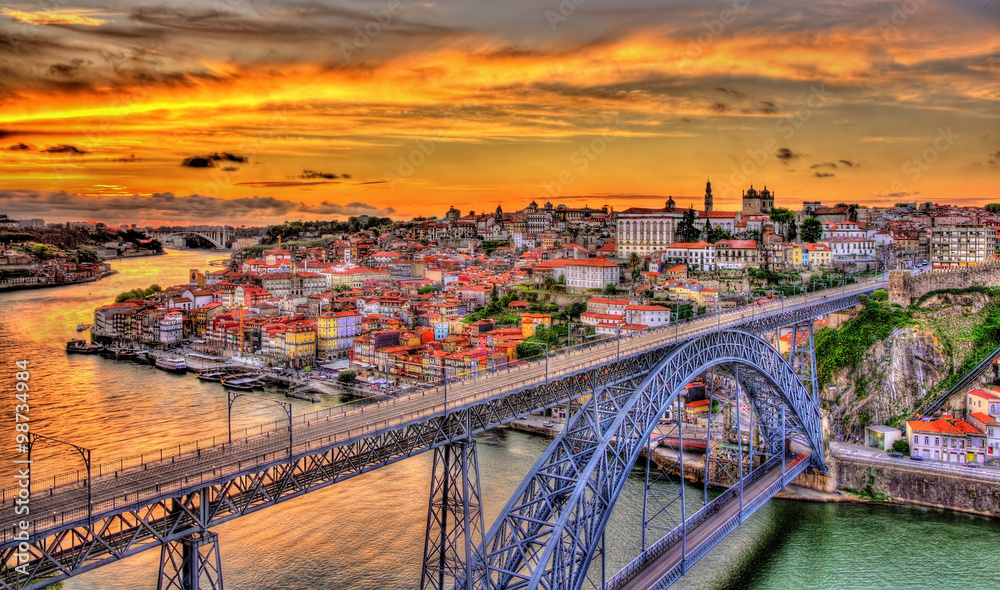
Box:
[892, 439, 910, 455]
[870, 289, 888, 302]
[337, 370, 357, 384]
[516, 342, 544, 359]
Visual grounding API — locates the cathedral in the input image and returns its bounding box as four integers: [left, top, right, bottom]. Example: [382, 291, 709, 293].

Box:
[741, 185, 774, 214]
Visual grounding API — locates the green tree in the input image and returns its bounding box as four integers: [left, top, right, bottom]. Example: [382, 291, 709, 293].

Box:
[986, 204, 1000, 213]
[418, 286, 439, 294]
[871, 288, 888, 302]
[787, 220, 798, 242]
[76, 248, 99, 263]
[28, 243, 58, 261]
[892, 439, 910, 455]
[677, 209, 700, 243]
[604, 283, 617, 295]
[542, 275, 557, 290]
[566, 301, 587, 319]
[627, 251, 643, 274]
[800, 217, 823, 243]
[707, 225, 732, 243]
[516, 342, 544, 359]
[769, 207, 795, 239]
[337, 370, 357, 384]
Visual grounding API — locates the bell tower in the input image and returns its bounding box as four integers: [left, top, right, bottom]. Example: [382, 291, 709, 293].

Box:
[704, 179, 713, 212]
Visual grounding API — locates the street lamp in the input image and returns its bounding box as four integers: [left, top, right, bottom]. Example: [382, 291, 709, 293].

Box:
[228, 391, 293, 459]
[538, 341, 550, 383]
[27, 433, 93, 523]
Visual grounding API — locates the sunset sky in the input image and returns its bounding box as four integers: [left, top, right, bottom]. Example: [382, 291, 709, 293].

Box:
[1, 0, 998, 226]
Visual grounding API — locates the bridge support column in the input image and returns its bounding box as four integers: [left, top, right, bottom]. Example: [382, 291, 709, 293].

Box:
[789, 322, 818, 405]
[158, 531, 223, 590]
[421, 440, 485, 590]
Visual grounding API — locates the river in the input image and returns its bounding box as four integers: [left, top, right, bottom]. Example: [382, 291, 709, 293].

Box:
[0, 249, 997, 589]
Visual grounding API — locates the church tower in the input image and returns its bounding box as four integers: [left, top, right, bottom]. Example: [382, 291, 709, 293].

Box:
[666, 195, 676, 210]
[704, 179, 713, 212]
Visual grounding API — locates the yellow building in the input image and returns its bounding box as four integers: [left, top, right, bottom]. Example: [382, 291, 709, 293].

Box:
[284, 322, 317, 362]
[520, 313, 552, 338]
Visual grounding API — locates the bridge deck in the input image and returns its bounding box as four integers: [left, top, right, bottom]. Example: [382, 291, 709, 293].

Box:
[1, 282, 882, 546]
[613, 455, 810, 590]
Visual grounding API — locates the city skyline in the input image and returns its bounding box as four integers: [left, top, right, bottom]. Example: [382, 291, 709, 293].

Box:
[1, 0, 998, 226]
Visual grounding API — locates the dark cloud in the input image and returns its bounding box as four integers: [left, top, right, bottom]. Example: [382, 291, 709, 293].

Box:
[0, 189, 395, 221]
[48, 58, 92, 77]
[776, 147, 804, 163]
[236, 181, 338, 187]
[810, 162, 838, 169]
[181, 156, 213, 168]
[181, 152, 247, 167]
[308, 201, 395, 215]
[221, 166, 239, 172]
[7, 143, 31, 151]
[757, 101, 777, 114]
[110, 153, 140, 162]
[710, 102, 728, 113]
[299, 169, 344, 180]
[838, 159, 857, 168]
[715, 87, 746, 99]
[43, 144, 87, 154]
[988, 151, 1000, 165]
[813, 172, 835, 178]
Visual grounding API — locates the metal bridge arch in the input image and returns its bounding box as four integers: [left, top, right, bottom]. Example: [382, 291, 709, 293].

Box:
[152, 231, 227, 249]
[474, 330, 822, 590]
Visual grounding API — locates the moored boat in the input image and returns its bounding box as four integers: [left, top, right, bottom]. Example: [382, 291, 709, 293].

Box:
[66, 339, 105, 354]
[155, 357, 187, 372]
[76, 323, 92, 332]
[221, 377, 259, 391]
[197, 370, 227, 382]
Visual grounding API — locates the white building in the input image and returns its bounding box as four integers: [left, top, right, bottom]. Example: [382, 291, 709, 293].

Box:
[159, 311, 184, 345]
[662, 242, 716, 271]
[565, 258, 621, 292]
[615, 198, 687, 257]
[823, 237, 876, 262]
[625, 305, 670, 327]
[931, 223, 995, 269]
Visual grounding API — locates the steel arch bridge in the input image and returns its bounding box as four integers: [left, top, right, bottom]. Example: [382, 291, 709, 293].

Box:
[0, 280, 883, 590]
[471, 330, 819, 590]
[145, 227, 231, 250]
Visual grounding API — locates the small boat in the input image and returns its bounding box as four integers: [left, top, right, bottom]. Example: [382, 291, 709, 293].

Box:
[116, 347, 142, 361]
[66, 339, 105, 354]
[197, 370, 228, 382]
[155, 357, 187, 372]
[221, 377, 259, 391]
[76, 323, 92, 332]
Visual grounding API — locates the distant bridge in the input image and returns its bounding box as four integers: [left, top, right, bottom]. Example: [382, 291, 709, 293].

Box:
[143, 226, 233, 250]
[0, 279, 886, 590]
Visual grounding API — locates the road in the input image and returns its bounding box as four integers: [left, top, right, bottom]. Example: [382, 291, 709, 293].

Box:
[832, 442, 1000, 482]
[0, 279, 884, 543]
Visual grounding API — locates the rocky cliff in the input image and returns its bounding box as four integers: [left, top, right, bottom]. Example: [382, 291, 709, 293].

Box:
[824, 291, 999, 441]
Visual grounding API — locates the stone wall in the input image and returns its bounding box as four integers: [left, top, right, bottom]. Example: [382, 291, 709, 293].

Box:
[889, 261, 1000, 306]
[798, 456, 1000, 516]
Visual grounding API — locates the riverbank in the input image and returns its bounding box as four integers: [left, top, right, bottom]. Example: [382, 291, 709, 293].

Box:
[0, 269, 118, 293]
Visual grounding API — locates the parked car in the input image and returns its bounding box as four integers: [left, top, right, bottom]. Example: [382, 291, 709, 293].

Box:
[888, 452, 903, 458]
[966, 462, 981, 469]
[909, 455, 924, 461]
[543, 421, 555, 428]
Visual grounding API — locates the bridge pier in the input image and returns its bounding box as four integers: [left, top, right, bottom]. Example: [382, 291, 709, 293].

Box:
[158, 530, 224, 590]
[421, 440, 485, 590]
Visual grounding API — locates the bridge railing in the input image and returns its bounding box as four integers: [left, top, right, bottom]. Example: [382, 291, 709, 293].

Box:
[0, 279, 884, 521]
